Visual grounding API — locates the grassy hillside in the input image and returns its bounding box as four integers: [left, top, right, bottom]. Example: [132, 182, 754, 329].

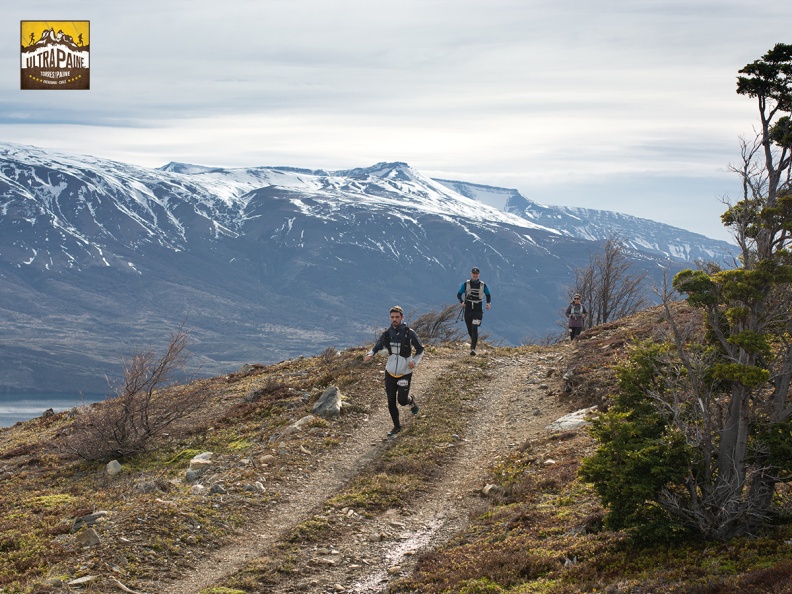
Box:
[1, 305, 791, 593]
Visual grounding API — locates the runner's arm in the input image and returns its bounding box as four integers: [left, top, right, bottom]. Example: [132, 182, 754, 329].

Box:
[367, 331, 388, 357]
[409, 330, 425, 366]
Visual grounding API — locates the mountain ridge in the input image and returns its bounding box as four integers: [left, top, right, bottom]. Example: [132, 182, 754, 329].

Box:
[0, 142, 734, 393]
[435, 177, 737, 262]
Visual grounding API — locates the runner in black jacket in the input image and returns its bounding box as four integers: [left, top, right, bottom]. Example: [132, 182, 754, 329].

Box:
[457, 267, 491, 355]
[365, 306, 424, 437]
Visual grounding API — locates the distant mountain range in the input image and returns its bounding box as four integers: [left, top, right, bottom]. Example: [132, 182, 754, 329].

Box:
[0, 142, 737, 393]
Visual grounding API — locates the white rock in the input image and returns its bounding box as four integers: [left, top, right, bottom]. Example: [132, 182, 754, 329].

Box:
[189, 458, 212, 471]
[293, 415, 315, 429]
[545, 406, 598, 431]
[106, 460, 123, 476]
[68, 576, 97, 585]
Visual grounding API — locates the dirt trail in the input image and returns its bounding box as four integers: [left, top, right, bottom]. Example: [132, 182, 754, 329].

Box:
[340, 349, 571, 594]
[159, 346, 573, 594]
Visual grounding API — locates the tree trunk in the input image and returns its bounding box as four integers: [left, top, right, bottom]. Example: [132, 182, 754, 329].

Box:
[716, 385, 750, 498]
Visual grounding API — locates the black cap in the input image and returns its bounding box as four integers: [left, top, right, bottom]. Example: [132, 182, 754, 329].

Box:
[471, 267, 480, 273]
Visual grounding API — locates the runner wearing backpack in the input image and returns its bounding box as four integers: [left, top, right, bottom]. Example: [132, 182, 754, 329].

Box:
[364, 306, 425, 437]
[457, 267, 491, 356]
[565, 294, 587, 341]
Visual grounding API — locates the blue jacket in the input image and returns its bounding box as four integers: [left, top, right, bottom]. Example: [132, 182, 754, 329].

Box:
[457, 279, 491, 312]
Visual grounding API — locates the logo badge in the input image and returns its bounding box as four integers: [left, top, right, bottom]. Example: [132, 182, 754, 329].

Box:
[21, 21, 90, 90]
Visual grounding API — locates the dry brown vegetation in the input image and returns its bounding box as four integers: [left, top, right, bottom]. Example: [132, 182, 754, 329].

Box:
[0, 348, 381, 592]
[1, 304, 791, 594]
[561, 301, 706, 410]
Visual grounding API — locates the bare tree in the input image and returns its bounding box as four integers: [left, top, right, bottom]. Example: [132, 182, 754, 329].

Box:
[407, 304, 466, 345]
[572, 236, 650, 329]
[62, 325, 212, 460]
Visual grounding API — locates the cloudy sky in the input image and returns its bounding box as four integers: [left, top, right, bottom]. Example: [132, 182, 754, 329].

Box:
[3, 1, 791, 242]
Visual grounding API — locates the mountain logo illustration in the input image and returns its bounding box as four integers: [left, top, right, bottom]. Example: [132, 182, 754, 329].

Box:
[20, 21, 90, 90]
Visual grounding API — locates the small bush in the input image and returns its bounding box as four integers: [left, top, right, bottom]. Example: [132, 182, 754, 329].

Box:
[61, 327, 212, 461]
[288, 516, 332, 543]
[244, 376, 294, 403]
[578, 343, 692, 542]
[408, 304, 466, 345]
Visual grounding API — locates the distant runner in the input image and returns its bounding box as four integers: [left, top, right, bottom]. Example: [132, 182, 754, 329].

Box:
[365, 306, 424, 437]
[565, 293, 587, 341]
[457, 267, 491, 355]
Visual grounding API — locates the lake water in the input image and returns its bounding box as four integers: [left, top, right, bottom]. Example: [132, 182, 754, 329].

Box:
[0, 393, 106, 428]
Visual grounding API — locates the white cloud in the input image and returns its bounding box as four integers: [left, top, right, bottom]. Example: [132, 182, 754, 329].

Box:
[2, 0, 790, 242]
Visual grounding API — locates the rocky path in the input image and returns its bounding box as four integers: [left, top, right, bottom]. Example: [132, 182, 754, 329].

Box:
[159, 347, 572, 594]
[339, 349, 570, 594]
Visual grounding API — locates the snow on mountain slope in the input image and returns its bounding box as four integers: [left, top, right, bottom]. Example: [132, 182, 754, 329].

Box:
[0, 142, 729, 393]
[0, 143, 246, 269]
[3, 142, 729, 274]
[172, 159, 553, 232]
[2, 143, 558, 275]
[433, 178, 522, 211]
[434, 178, 738, 263]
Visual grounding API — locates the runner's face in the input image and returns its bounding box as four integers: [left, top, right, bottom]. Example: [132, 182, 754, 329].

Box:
[390, 312, 403, 327]
[471, 272, 480, 279]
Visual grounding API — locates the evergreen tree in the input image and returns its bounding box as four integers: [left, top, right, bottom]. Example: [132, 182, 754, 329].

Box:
[582, 44, 792, 540]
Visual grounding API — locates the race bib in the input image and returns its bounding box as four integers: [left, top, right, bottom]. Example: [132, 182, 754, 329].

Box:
[397, 379, 410, 387]
[472, 319, 481, 326]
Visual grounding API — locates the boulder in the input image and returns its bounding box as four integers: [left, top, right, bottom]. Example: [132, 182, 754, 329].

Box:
[71, 511, 108, 532]
[186, 452, 214, 482]
[106, 460, 123, 477]
[312, 386, 343, 418]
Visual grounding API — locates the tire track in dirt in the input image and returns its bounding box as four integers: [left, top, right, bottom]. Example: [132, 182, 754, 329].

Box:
[158, 348, 461, 594]
[156, 347, 573, 594]
[335, 348, 572, 593]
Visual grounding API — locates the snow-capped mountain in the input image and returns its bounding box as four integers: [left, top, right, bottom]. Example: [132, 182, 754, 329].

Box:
[435, 179, 738, 263]
[0, 142, 731, 393]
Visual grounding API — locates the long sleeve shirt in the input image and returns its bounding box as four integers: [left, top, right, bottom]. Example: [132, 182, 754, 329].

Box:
[565, 302, 587, 328]
[457, 279, 491, 312]
[367, 323, 424, 377]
